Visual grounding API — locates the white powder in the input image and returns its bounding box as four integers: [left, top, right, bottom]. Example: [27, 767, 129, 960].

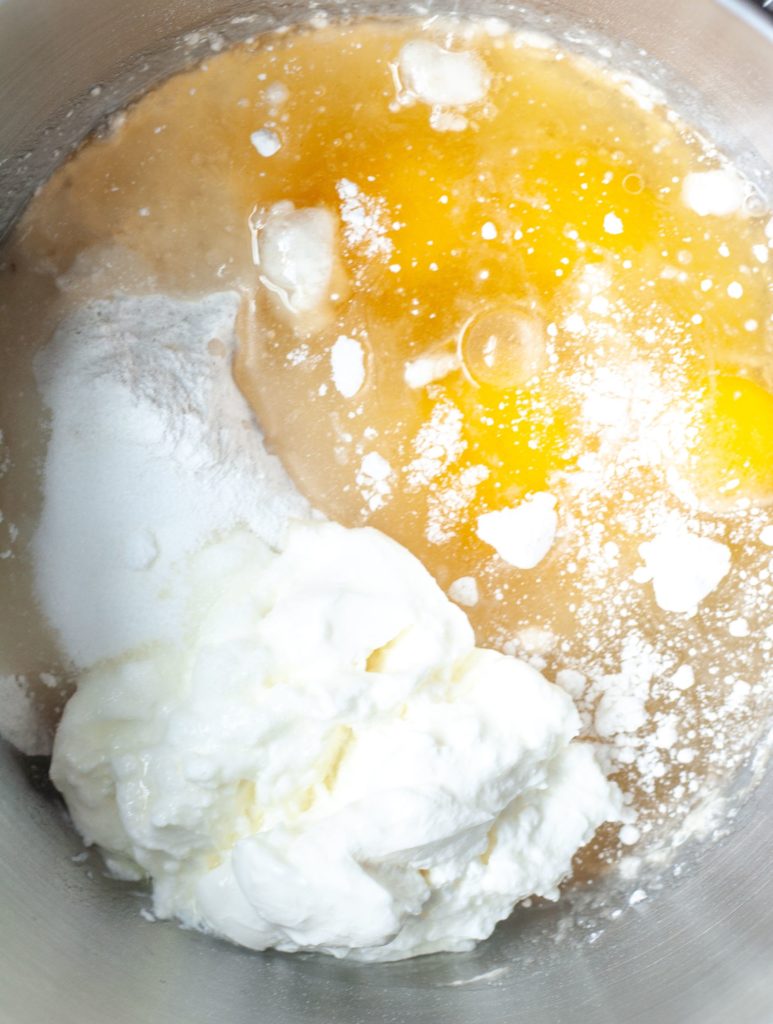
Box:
[356, 452, 394, 511]
[336, 179, 393, 259]
[615, 71, 664, 113]
[404, 350, 461, 389]
[555, 668, 587, 701]
[672, 665, 695, 691]
[33, 292, 308, 668]
[286, 344, 309, 366]
[426, 464, 488, 545]
[633, 521, 731, 615]
[653, 715, 678, 751]
[729, 617, 750, 638]
[760, 524, 773, 547]
[476, 492, 558, 570]
[619, 824, 641, 846]
[331, 335, 366, 398]
[573, 635, 675, 788]
[407, 398, 465, 489]
[595, 686, 647, 739]
[429, 109, 470, 133]
[513, 29, 555, 50]
[250, 128, 282, 157]
[256, 201, 337, 313]
[579, 362, 691, 472]
[396, 40, 490, 108]
[448, 575, 479, 607]
[603, 212, 624, 235]
[682, 169, 746, 217]
[564, 313, 586, 335]
[726, 679, 751, 710]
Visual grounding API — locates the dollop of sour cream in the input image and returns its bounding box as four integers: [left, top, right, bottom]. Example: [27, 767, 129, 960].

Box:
[52, 520, 620, 962]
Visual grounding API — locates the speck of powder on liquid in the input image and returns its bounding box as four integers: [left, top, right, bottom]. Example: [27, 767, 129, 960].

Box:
[355, 451, 394, 512]
[336, 179, 394, 259]
[330, 335, 366, 398]
[250, 128, 282, 157]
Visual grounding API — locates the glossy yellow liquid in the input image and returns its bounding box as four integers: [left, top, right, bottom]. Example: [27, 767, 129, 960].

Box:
[2, 18, 773, 864]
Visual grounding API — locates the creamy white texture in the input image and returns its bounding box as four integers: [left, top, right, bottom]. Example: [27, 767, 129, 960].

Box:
[52, 521, 619, 962]
[33, 292, 308, 668]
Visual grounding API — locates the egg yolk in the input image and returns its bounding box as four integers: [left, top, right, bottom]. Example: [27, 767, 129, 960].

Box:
[681, 373, 773, 505]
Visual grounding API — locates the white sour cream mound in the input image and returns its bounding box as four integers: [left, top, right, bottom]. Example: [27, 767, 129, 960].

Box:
[52, 521, 620, 962]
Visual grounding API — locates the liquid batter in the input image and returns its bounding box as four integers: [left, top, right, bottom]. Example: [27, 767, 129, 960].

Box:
[1, 17, 773, 877]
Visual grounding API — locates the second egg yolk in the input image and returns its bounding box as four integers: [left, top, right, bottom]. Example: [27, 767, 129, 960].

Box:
[680, 373, 773, 506]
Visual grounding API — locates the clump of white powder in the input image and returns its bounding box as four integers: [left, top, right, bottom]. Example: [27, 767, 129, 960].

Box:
[250, 128, 282, 158]
[404, 350, 461, 389]
[603, 212, 624, 235]
[477, 492, 558, 569]
[633, 520, 731, 615]
[578, 360, 693, 473]
[256, 201, 337, 313]
[331, 335, 366, 398]
[395, 40, 490, 109]
[406, 397, 466, 488]
[336, 179, 393, 259]
[426, 464, 489, 546]
[682, 169, 746, 218]
[356, 452, 394, 512]
[33, 292, 308, 668]
[555, 668, 587, 701]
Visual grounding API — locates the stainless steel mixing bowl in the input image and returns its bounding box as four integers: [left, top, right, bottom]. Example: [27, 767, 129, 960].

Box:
[2, 1, 773, 1021]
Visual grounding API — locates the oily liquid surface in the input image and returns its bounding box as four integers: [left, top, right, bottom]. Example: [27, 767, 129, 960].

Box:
[2, 19, 773, 871]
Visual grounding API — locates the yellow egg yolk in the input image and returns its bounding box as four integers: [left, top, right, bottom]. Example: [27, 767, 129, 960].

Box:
[681, 373, 773, 505]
